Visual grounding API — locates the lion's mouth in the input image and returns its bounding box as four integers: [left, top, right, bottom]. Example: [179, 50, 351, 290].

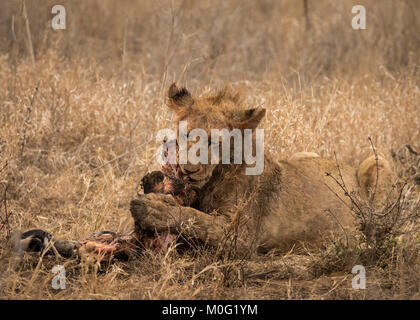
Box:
[164, 138, 215, 183]
[140, 139, 216, 206]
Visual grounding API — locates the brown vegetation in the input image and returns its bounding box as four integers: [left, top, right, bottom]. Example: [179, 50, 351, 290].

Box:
[0, 0, 419, 299]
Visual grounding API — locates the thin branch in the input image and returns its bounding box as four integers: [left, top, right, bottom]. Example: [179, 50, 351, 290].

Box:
[19, 84, 39, 157]
[303, 0, 311, 31]
[324, 209, 349, 247]
[406, 144, 419, 156]
[0, 184, 13, 238]
[21, 0, 35, 66]
[368, 136, 379, 203]
[0, 161, 7, 173]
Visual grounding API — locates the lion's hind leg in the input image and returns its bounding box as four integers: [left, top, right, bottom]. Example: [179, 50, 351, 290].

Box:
[357, 155, 396, 206]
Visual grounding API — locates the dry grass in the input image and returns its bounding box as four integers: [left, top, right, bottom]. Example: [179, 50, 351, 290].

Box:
[0, 0, 419, 299]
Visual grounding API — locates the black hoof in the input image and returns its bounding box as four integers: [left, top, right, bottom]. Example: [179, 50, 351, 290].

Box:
[141, 171, 164, 194]
[20, 229, 77, 258]
[20, 229, 53, 254]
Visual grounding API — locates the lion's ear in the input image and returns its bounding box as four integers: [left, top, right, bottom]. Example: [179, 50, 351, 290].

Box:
[167, 83, 194, 113]
[235, 107, 266, 129]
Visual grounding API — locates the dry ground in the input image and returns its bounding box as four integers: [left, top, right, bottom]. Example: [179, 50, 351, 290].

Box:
[0, 0, 419, 299]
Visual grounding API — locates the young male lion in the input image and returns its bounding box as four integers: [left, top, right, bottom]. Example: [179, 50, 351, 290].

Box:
[131, 84, 395, 255]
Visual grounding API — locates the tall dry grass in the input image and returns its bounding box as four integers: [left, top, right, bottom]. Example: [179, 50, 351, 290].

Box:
[0, 0, 419, 299]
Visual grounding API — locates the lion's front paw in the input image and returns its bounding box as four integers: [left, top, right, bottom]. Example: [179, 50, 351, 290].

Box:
[130, 195, 149, 221]
[130, 193, 180, 232]
[130, 193, 177, 216]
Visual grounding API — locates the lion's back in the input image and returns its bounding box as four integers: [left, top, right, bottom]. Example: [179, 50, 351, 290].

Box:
[256, 157, 359, 252]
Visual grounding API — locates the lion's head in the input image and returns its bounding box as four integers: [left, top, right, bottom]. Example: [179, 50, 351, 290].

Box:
[164, 83, 266, 188]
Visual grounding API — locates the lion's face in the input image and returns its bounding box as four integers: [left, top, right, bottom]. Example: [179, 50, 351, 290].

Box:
[165, 83, 266, 188]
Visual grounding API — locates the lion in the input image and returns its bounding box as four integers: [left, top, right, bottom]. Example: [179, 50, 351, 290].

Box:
[131, 83, 396, 255]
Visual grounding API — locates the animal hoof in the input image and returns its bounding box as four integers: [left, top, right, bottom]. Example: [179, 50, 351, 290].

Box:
[141, 171, 165, 194]
[19, 229, 77, 258]
[20, 229, 53, 254]
[54, 240, 77, 258]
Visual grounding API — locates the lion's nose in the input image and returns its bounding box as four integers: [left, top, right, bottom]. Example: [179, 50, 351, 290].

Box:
[180, 164, 201, 174]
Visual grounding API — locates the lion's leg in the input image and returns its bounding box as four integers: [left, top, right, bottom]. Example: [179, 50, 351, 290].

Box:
[357, 155, 396, 205]
[130, 193, 229, 247]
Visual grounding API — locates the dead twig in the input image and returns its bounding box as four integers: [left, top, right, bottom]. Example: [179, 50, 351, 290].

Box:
[21, 0, 35, 66]
[303, 0, 311, 31]
[406, 144, 419, 156]
[19, 84, 39, 158]
[0, 184, 13, 238]
[368, 136, 379, 204]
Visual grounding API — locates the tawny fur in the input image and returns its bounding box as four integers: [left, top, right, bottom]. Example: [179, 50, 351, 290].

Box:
[289, 151, 320, 160]
[357, 155, 395, 206]
[130, 84, 396, 255]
